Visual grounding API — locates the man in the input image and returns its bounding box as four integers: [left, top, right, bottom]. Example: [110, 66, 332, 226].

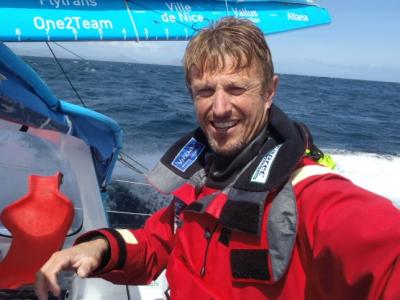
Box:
[35, 18, 400, 300]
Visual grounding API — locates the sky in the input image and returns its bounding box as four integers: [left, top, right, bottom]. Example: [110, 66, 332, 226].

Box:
[268, 0, 400, 83]
[8, 0, 400, 83]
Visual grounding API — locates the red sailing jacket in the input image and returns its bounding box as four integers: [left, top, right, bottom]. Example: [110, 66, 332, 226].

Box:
[80, 157, 400, 300]
[78, 106, 400, 299]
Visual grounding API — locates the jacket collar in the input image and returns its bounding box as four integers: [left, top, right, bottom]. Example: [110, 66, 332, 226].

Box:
[147, 104, 307, 235]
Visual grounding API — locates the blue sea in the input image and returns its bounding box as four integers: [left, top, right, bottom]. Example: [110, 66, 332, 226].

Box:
[25, 57, 400, 226]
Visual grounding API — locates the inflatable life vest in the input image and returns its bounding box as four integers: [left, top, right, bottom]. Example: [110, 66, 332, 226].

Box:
[148, 105, 318, 282]
[0, 173, 74, 289]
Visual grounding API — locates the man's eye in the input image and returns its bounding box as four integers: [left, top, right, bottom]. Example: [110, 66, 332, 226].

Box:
[227, 86, 246, 96]
[196, 88, 215, 98]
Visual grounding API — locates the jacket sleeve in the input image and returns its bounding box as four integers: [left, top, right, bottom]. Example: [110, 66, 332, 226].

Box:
[75, 203, 175, 285]
[295, 172, 400, 299]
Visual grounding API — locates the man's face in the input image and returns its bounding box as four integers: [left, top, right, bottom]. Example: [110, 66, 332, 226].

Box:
[190, 59, 278, 155]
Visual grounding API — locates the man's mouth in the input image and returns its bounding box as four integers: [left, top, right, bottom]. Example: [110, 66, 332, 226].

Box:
[211, 120, 238, 130]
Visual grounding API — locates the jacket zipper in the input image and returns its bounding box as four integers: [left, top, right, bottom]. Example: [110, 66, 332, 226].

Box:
[200, 224, 218, 278]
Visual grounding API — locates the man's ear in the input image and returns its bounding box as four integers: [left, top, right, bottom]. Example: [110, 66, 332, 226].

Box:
[264, 75, 279, 108]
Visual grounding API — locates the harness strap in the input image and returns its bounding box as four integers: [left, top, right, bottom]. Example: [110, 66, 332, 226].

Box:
[230, 165, 337, 283]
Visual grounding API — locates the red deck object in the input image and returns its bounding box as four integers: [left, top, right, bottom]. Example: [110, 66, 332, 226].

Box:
[0, 173, 74, 289]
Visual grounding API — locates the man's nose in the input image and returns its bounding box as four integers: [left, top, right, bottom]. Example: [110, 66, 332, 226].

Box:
[212, 90, 232, 118]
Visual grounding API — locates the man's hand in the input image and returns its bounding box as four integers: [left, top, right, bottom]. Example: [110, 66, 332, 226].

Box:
[35, 238, 109, 300]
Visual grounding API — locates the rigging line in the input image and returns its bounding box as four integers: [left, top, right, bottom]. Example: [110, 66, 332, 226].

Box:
[46, 44, 150, 179]
[124, 0, 140, 42]
[107, 210, 152, 216]
[119, 163, 144, 176]
[45, 41, 87, 107]
[119, 153, 147, 172]
[118, 157, 146, 175]
[53, 42, 86, 60]
[50, 43, 149, 177]
[120, 151, 149, 171]
[113, 179, 151, 186]
[126, 285, 131, 300]
[45, 44, 150, 178]
[47, 42, 90, 80]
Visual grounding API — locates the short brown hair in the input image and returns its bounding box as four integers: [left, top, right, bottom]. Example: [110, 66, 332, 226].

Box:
[184, 17, 274, 92]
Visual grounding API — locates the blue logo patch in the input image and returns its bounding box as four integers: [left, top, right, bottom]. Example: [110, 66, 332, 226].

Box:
[171, 137, 205, 172]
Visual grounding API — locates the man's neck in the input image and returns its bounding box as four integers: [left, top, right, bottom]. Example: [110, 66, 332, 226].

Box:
[206, 126, 270, 189]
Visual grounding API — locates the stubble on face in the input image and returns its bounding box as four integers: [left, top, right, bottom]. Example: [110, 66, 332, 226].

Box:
[190, 62, 277, 156]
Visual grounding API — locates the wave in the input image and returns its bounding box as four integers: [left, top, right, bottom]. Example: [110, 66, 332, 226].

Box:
[331, 151, 400, 206]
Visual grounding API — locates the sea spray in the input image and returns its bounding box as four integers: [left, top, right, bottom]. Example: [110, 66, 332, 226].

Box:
[333, 151, 400, 206]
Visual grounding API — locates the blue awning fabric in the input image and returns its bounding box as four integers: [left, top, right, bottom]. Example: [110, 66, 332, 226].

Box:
[0, 42, 122, 188]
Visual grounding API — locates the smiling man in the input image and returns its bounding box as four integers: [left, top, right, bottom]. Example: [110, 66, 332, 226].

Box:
[186, 20, 278, 156]
[36, 18, 400, 300]
[190, 61, 277, 155]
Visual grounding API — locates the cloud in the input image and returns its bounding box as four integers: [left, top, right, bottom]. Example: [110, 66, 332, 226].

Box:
[7, 41, 187, 66]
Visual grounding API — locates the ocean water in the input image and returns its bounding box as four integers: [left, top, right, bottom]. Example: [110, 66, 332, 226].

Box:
[25, 57, 400, 225]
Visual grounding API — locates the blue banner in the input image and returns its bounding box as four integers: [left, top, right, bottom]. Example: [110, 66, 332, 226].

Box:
[0, 0, 330, 42]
